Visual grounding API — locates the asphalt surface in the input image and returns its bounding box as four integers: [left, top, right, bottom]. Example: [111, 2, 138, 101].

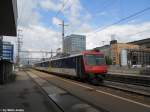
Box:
[31, 69, 150, 112]
[0, 71, 62, 112]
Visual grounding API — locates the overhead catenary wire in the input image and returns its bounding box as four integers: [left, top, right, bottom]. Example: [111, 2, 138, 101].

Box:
[17, 0, 26, 26]
[19, 0, 69, 49]
[16, 0, 70, 62]
[88, 6, 150, 35]
[125, 29, 150, 37]
[18, 0, 69, 57]
[55, 0, 70, 18]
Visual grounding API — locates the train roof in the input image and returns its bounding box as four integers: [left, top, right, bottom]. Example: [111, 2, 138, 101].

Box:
[51, 50, 103, 61]
[51, 53, 82, 61]
[34, 53, 82, 64]
[34, 59, 50, 64]
[34, 50, 104, 64]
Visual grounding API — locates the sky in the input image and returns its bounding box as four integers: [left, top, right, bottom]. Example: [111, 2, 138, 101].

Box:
[4, 0, 150, 58]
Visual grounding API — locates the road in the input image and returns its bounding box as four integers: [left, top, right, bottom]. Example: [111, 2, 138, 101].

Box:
[27, 69, 150, 112]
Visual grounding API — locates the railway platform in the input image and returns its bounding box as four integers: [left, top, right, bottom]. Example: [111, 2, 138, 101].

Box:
[0, 70, 100, 112]
[0, 71, 62, 112]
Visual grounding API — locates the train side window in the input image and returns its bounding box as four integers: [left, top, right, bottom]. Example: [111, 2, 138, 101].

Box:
[56, 61, 58, 67]
[53, 60, 56, 67]
[59, 59, 61, 68]
[72, 57, 76, 68]
[50, 61, 51, 66]
[69, 58, 71, 68]
[59, 59, 62, 68]
[64, 59, 67, 68]
[67, 58, 70, 68]
[53, 61, 55, 67]
[70, 57, 75, 68]
[51, 61, 53, 67]
[52, 61, 55, 67]
[56, 60, 58, 68]
[61, 59, 65, 68]
[69, 58, 72, 68]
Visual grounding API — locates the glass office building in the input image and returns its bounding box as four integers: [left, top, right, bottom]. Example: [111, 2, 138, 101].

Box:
[63, 34, 86, 54]
[0, 41, 14, 61]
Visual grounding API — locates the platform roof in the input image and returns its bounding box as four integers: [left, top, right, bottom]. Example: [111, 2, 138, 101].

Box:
[128, 38, 150, 48]
[0, 0, 18, 36]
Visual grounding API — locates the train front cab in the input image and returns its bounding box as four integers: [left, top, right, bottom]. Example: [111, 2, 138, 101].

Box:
[81, 51, 107, 82]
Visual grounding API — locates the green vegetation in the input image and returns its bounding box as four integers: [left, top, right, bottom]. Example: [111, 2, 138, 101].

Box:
[105, 56, 112, 65]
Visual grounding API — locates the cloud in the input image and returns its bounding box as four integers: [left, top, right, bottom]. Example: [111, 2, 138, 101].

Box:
[76, 23, 93, 33]
[4, 0, 150, 62]
[40, 0, 62, 12]
[21, 25, 61, 51]
[97, 11, 108, 16]
[52, 17, 62, 26]
[39, 0, 93, 33]
[86, 22, 150, 49]
[63, 0, 92, 31]
[15, 0, 64, 60]
[17, 0, 41, 27]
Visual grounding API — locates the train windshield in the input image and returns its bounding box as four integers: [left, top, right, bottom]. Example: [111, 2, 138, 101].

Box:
[85, 54, 105, 66]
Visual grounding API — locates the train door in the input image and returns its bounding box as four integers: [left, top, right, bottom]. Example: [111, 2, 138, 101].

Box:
[76, 56, 86, 80]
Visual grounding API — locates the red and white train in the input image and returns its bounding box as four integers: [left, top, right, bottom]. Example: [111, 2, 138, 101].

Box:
[34, 50, 108, 83]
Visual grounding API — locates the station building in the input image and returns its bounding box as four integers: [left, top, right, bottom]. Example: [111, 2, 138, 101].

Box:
[128, 49, 150, 66]
[63, 34, 86, 54]
[110, 40, 139, 65]
[0, 0, 18, 84]
[95, 38, 150, 67]
[0, 0, 18, 36]
[95, 40, 139, 65]
[127, 38, 150, 66]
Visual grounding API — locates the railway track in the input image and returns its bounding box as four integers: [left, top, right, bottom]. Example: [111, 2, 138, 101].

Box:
[103, 81, 150, 96]
[26, 69, 150, 112]
[105, 73, 150, 87]
[33, 68, 150, 97]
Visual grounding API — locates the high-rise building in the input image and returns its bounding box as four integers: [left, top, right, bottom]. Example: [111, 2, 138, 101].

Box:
[63, 34, 86, 54]
[0, 41, 14, 61]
